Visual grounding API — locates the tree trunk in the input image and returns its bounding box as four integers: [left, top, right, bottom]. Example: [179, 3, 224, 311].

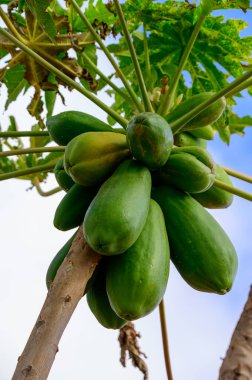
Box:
[219, 285, 252, 380]
[12, 226, 101, 380]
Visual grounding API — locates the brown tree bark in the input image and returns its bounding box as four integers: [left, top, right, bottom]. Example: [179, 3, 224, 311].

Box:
[12, 227, 101, 380]
[219, 285, 252, 380]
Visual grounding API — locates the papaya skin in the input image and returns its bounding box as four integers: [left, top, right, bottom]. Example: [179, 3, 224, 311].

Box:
[189, 125, 215, 140]
[174, 132, 207, 148]
[46, 232, 77, 290]
[153, 146, 216, 193]
[152, 186, 238, 294]
[54, 158, 75, 191]
[84, 159, 152, 255]
[46, 110, 113, 145]
[106, 199, 170, 321]
[166, 92, 226, 130]
[64, 132, 131, 187]
[192, 164, 234, 208]
[126, 112, 173, 169]
[46, 232, 99, 294]
[87, 261, 127, 329]
[53, 183, 98, 231]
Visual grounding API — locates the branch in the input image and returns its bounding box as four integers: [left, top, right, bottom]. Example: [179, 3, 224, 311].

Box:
[219, 285, 252, 379]
[12, 227, 101, 380]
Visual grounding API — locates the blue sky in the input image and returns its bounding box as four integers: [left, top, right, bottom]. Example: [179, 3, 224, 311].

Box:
[0, 5, 252, 380]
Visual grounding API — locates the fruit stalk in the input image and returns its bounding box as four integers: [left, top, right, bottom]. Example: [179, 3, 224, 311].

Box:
[12, 227, 101, 380]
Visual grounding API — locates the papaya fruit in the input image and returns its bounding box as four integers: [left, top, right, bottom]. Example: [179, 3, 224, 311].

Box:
[46, 232, 76, 289]
[84, 159, 151, 255]
[152, 186, 238, 294]
[189, 125, 215, 140]
[106, 199, 170, 321]
[54, 183, 98, 231]
[64, 132, 131, 186]
[192, 164, 234, 208]
[47, 110, 113, 145]
[153, 146, 216, 193]
[173, 132, 207, 148]
[87, 261, 127, 329]
[166, 92, 226, 130]
[46, 231, 98, 294]
[126, 112, 173, 169]
[54, 158, 75, 191]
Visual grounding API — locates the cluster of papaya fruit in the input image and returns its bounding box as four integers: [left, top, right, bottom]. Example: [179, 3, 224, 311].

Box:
[45, 92, 238, 329]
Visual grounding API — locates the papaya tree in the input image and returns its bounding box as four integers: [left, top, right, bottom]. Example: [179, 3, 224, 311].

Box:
[0, 1, 252, 379]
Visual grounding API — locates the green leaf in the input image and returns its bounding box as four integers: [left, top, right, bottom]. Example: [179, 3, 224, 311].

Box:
[25, 0, 57, 42]
[3, 65, 27, 109]
[229, 114, 252, 135]
[45, 90, 57, 118]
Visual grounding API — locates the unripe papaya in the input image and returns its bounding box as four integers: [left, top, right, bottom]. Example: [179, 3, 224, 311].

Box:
[47, 110, 113, 145]
[84, 159, 152, 255]
[152, 186, 238, 294]
[87, 261, 127, 329]
[64, 132, 131, 186]
[54, 183, 98, 231]
[126, 112, 173, 169]
[166, 92, 226, 130]
[46, 232, 76, 289]
[189, 125, 215, 140]
[173, 132, 207, 148]
[192, 164, 234, 208]
[106, 199, 170, 321]
[54, 158, 75, 191]
[46, 231, 98, 293]
[153, 146, 216, 193]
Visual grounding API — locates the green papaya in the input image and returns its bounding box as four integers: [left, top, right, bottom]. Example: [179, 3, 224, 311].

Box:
[64, 132, 131, 186]
[166, 92, 226, 130]
[126, 112, 173, 169]
[46, 232, 77, 289]
[154, 146, 216, 193]
[84, 159, 151, 255]
[189, 125, 215, 140]
[54, 183, 98, 231]
[47, 110, 113, 145]
[173, 132, 207, 148]
[46, 231, 98, 294]
[152, 186, 238, 294]
[54, 158, 75, 191]
[87, 261, 127, 329]
[192, 164, 234, 209]
[106, 199, 170, 321]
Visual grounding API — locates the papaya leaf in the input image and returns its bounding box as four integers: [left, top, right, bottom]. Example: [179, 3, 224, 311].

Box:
[25, 0, 57, 42]
[229, 114, 252, 135]
[3, 65, 28, 109]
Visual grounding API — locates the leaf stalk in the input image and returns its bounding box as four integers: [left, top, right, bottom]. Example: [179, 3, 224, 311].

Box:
[68, 0, 144, 113]
[114, 0, 153, 112]
[158, 15, 206, 116]
[214, 179, 252, 201]
[0, 146, 65, 158]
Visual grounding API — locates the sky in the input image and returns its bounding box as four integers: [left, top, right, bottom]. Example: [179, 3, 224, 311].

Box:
[0, 5, 252, 380]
